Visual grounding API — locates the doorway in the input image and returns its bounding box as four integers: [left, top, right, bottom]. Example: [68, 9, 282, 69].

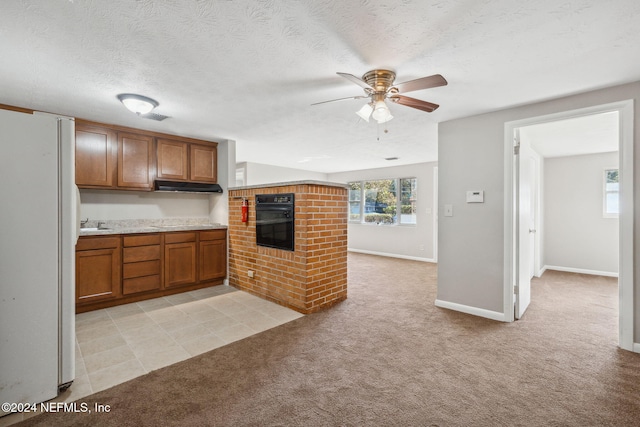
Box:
[503, 100, 634, 351]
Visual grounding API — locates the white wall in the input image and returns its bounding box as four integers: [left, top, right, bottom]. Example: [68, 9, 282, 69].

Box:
[238, 161, 328, 186]
[543, 152, 619, 275]
[210, 139, 236, 225]
[79, 190, 212, 220]
[328, 162, 437, 261]
[438, 81, 638, 340]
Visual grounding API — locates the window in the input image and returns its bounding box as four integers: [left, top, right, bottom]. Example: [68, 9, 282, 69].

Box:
[348, 182, 362, 221]
[604, 169, 619, 218]
[348, 178, 417, 225]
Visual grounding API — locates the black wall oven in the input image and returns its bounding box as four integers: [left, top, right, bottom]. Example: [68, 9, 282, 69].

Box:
[255, 193, 295, 251]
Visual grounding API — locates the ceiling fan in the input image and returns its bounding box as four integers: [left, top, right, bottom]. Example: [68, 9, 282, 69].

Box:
[312, 69, 447, 123]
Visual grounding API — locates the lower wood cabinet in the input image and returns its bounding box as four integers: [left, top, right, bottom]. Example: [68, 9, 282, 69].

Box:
[76, 237, 121, 305]
[76, 229, 227, 312]
[122, 234, 162, 295]
[164, 233, 197, 288]
[200, 230, 227, 281]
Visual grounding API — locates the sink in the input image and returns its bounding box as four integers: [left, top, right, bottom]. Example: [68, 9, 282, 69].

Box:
[80, 227, 111, 231]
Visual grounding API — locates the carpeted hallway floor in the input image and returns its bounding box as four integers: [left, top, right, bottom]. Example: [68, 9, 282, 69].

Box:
[15, 253, 640, 426]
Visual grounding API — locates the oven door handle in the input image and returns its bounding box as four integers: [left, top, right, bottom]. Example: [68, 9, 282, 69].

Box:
[256, 218, 293, 225]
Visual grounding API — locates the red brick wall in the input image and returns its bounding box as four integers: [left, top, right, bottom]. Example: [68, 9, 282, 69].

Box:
[228, 183, 348, 314]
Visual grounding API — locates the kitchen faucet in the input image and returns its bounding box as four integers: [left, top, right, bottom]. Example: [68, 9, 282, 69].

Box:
[80, 218, 89, 228]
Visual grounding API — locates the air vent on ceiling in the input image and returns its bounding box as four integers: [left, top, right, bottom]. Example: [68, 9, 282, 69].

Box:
[385, 157, 399, 161]
[141, 112, 170, 121]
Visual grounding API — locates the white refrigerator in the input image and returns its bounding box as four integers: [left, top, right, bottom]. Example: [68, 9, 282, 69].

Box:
[0, 108, 76, 409]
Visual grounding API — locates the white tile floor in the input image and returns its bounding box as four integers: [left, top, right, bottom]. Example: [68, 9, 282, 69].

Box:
[0, 285, 303, 426]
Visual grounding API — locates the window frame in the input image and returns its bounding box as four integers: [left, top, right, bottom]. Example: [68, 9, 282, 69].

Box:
[603, 168, 619, 219]
[347, 177, 417, 226]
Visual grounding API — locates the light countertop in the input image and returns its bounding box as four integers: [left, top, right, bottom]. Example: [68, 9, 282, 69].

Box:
[78, 218, 226, 237]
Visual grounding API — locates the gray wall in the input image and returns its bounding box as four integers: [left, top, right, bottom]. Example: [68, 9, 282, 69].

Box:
[438, 81, 639, 343]
[544, 152, 619, 275]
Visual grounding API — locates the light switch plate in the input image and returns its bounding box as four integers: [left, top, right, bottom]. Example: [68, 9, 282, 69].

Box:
[444, 204, 453, 217]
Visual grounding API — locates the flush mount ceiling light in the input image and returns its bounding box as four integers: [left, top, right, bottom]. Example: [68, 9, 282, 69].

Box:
[117, 93, 159, 115]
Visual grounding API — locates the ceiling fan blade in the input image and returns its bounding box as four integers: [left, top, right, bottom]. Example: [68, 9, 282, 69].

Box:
[337, 72, 373, 90]
[393, 74, 447, 94]
[390, 95, 440, 112]
[311, 95, 368, 106]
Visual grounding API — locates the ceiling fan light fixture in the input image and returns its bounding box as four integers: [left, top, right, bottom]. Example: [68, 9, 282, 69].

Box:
[356, 103, 373, 122]
[117, 93, 159, 115]
[371, 100, 393, 123]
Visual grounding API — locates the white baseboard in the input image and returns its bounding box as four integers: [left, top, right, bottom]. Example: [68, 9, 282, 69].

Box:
[348, 248, 435, 263]
[633, 343, 640, 354]
[543, 265, 618, 278]
[434, 299, 507, 322]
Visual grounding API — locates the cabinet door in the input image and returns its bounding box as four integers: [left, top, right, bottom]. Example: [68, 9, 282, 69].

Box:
[190, 144, 217, 183]
[199, 239, 226, 281]
[76, 247, 121, 304]
[75, 123, 116, 188]
[157, 139, 188, 181]
[164, 242, 197, 288]
[118, 132, 154, 189]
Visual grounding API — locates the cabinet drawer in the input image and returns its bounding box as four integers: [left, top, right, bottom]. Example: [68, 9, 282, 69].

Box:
[124, 234, 161, 247]
[123, 275, 161, 295]
[164, 232, 196, 244]
[123, 260, 160, 279]
[123, 245, 160, 263]
[199, 229, 226, 241]
[76, 236, 120, 251]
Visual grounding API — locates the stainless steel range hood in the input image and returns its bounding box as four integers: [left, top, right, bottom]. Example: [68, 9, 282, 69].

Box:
[154, 180, 223, 193]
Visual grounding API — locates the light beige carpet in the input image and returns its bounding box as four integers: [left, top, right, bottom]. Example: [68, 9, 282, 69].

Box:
[17, 253, 640, 426]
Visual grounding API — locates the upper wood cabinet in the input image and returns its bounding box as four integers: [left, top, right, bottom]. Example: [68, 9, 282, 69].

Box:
[190, 144, 217, 183]
[75, 123, 117, 188]
[76, 120, 218, 191]
[156, 139, 188, 180]
[157, 139, 217, 183]
[75, 122, 154, 190]
[117, 132, 154, 190]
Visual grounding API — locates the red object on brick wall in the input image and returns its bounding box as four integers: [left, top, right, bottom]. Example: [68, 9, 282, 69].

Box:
[241, 198, 249, 223]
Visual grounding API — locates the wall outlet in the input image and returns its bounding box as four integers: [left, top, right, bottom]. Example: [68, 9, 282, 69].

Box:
[419, 244, 425, 251]
[248, 270, 255, 278]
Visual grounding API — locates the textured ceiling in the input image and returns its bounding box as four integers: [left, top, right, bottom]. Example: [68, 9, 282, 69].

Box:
[0, 1, 639, 173]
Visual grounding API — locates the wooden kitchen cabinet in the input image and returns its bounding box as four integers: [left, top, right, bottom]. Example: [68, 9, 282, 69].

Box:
[157, 139, 217, 183]
[199, 230, 227, 281]
[76, 229, 227, 312]
[164, 232, 197, 288]
[75, 123, 117, 188]
[76, 120, 218, 190]
[117, 132, 154, 190]
[75, 121, 154, 190]
[76, 236, 121, 305]
[156, 139, 188, 180]
[122, 234, 162, 295]
[190, 144, 217, 183]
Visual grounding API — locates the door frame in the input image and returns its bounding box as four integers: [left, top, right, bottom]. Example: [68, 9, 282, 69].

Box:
[433, 166, 438, 263]
[503, 100, 634, 351]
